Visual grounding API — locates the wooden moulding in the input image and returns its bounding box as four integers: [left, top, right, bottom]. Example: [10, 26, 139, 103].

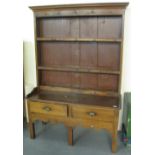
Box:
[29, 3, 129, 11]
[29, 3, 128, 17]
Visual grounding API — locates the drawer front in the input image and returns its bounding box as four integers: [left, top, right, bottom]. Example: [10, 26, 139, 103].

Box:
[71, 105, 114, 121]
[82, 120, 113, 130]
[30, 101, 67, 117]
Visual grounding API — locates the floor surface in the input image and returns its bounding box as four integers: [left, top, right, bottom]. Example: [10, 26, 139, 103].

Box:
[23, 121, 131, 155]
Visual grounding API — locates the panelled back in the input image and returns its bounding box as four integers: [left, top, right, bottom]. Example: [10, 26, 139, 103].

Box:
[36, 14, 123, 92]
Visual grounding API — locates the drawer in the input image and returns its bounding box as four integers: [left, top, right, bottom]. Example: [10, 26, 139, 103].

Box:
[70, 105, 114, 121]
[29, 101, 67, 117]
[82, 120, 113, 130]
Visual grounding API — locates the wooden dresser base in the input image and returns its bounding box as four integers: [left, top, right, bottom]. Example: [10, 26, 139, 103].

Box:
[27, 98, 119, 153]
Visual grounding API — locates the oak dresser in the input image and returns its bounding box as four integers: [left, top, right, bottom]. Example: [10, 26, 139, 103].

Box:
[27, 3, 128, 153]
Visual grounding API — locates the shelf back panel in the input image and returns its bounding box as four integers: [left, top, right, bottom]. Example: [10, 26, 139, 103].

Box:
[37, 16, 122, 39]
[39, 70, 119, 91]
[37, 42, 120, 71]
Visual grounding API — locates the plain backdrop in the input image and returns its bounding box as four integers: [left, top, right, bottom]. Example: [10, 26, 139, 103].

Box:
[0, 0, 155, 155]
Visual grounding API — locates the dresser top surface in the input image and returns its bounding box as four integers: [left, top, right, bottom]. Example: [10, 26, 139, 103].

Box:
[28, 90, 120, 109]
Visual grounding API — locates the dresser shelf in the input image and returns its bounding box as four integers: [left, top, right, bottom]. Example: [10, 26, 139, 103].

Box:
[37, 37, 122, 43]
[38, 66, 120, 75]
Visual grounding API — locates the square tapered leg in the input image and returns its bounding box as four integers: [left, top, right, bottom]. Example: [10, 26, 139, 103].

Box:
[28, 121, 35, 139]
[68, 127, 73, 145]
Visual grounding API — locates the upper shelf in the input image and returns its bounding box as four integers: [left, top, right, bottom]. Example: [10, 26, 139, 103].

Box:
[37, 37, 122, 43]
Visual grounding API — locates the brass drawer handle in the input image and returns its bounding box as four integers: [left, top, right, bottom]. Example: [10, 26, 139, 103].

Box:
[42, 106, 52, 112]
[87, 112, 96, 117]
